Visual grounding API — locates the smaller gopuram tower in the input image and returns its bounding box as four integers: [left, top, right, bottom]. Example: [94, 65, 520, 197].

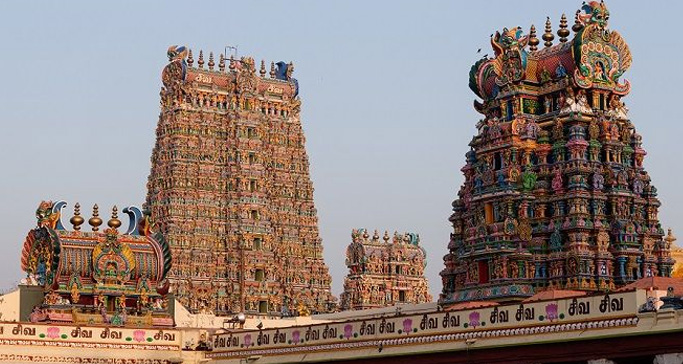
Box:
[440, 1, 674, 305]
[340, 229, 431, 310]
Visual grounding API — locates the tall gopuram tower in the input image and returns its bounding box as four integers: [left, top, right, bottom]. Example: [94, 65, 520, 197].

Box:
[146, 46, 335, 315]
[440, 2, 674, 305]
[339, 229, 432, 311]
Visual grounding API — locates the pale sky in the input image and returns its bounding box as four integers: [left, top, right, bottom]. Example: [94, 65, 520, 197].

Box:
[1, 1, 682, 299]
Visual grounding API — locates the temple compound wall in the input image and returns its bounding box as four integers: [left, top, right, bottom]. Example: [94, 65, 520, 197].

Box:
[339, 229, 431, 310]
[147, 47, 335, 316]
[440, 1, 674, 305]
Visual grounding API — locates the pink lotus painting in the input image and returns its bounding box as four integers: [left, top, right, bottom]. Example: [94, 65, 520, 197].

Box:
[469, 312, 481, 328]
[343, 324, 353, 339]
[403, 318, 413, 334]
[46, 327, 60, 339]
[545, 303, 559, 321]
[133, 330, 146, 342]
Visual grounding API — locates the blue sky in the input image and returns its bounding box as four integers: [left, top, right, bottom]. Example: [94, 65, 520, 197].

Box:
[1, 1, 682, 298]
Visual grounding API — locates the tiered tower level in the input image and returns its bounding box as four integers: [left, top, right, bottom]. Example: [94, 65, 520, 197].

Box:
[147, 47, 335, 315]
[440, 2, 674, 305]
[339, 229, 432, 311]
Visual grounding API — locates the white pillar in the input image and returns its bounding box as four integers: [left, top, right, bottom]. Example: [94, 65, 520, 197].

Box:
[587, 360, 615, 364]
[654, 353, 683, 364]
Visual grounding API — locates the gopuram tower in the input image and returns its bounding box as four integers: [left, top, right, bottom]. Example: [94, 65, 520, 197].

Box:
[146, 47, 335, 315]
[440, 2, 674, 305]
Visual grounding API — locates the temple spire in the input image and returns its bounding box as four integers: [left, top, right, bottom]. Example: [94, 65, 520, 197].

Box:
[219, 54, 225, 72]
[208, 52, 215, 70]
[108, 205, 121, 229]
[542, 17, 554, 47]
[70, 202, 84, 231]
[187, 49, 194, 67]
[197, 50, 205, 69]
[558, 13, 570, 43]
[260, 59, 266, 77]
[88, 204, 102, 232]
[529, 25, 539, 52]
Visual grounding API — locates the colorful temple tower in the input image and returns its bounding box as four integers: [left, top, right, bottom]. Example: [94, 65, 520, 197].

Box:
[20, 201, 173, 327]
[146, 47, 335, 315]
[440, 2, 674, 305]
[339, 229, 431, 310]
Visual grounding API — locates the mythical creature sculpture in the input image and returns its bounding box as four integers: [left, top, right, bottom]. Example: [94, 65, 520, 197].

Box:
[573, 1, 631, 93]
[491, 27, 529, 86]
[36, 201, 59, 229]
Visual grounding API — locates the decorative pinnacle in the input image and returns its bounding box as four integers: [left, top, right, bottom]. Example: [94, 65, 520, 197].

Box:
[270, 61, 276, 78]
[372, 229, 379, 241]
[557, 13, 570, 42]
[383, 231, 390, 243]
[187, 49, 194, 67]
[229, 55, 236, 71]
[197, 50, 204, 69]
[108, 205, 122, 229]
[542, 17, 554, 47]
[528, 25, 539, 52]
[88, 204, 103, 232]
[572, 10, 584, 33]
[259, 59, 266, 77]
[218, 54, 225, 72]
[208, 52, 215, 70]
[70, 202, 84, 231]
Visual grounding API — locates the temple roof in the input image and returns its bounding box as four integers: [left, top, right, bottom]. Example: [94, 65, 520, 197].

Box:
[469, 1, 632, 106]
[20, 201, 172, 296]
[616, 277, 683, 296]
[523, 290, 587, 303]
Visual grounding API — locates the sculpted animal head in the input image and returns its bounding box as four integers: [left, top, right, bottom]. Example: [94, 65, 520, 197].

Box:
[580, 1, 610, 30]
[491, 27, 528, 57]
[166, 45, 188, 62]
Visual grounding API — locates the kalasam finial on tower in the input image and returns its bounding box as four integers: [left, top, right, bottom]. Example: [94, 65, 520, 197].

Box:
[543, 17, 554, 47]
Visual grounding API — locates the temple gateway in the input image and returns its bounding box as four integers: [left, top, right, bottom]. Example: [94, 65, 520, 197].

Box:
[440, 0, 674, 305]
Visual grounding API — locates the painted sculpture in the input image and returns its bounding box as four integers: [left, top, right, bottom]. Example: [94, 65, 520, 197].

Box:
[148, 46, 335, 315]
[340, 229, 431, 310]
[441, 1, 673, 305]
[21, 201, 173, 327]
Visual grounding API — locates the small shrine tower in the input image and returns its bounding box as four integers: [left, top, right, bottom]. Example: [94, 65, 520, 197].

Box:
[340, 229, 432, 310]
[440, 2, 673, 305]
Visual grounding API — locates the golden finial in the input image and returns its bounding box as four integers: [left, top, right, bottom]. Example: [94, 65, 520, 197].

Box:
[219, 54, 225, 72]
[89, 204, 103, 232]
[373, 229, 380, 241]
[383, 231, 390, 243]
[229, 54, 236, 71]
[270, 61, 276, 78]
[70, 202, 84, 231]
[557, 14, 570, 43]
[198, 50, 204, 69]
[572, 10, 584, 33]
[108, 205, 122, 229]
[208, 52, 215, 70]
[542, 17, 554, 47]
[529, 25, 539, 52]
[187, 49, 194, 67]
[259, 60, 266, 77]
